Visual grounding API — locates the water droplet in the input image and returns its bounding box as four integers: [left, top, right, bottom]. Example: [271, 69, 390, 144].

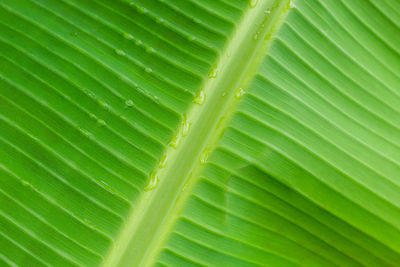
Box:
[137, 87, 145, 95]
[181, 116, 190, 136]
[264, 9, 271, 14]
[136, 87, 160, 104]
[155, 17, 165, 24]
[235, 87, 246, 99]
[70, 31, 78, 37]
[170, 134, 181, 148]
[221, 92, 226, 97]
[227, 50, 231, 58]
[137, 5, 147, 13]
[193, 89, 205, 105]
[85, 90, 95, 98]
[144, 172, 159, 191]
[151, 94, 160, 103]
[125, 99, 134, 107]
[79, 127, 92, 137]
[145, 46, 154, 53]
[98, 100, 110, 110]
[253, 33, 259, 40]
[208, 65, 218, 78]
[188, 35, 196, 42]
[123, 32, 134, 40]
[90, 113, 96, 119]
[145, 67, 153, 73]
[97, 119, 106, 126]
[250, 0, 258, 8]
[200, 148, 210, 165]
[289, 0, 296, 8]
[119, 115, 127, 122]
[159, 153, 168, 168]
[135, 40, 143, 46]
[114, 49, 126, 56]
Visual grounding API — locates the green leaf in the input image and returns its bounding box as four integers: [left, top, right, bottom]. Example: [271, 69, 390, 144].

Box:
[1, 0, 400, 266]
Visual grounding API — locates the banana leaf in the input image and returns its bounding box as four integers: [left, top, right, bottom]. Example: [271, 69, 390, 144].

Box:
[1, 0, 400, 266]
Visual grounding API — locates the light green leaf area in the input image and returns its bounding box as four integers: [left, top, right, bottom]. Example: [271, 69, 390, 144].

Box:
[1, 0, 400, 266]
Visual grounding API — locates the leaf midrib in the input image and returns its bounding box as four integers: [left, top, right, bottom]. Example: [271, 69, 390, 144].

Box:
[102, 1, 292, 266]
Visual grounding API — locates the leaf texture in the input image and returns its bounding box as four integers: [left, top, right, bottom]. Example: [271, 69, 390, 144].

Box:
[1, 0, 399, 266]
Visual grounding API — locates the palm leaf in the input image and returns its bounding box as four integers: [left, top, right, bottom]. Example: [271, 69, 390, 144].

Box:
[1, 0, 399, 266]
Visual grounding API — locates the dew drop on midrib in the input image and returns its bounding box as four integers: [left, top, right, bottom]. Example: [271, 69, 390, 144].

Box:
[170, 133, 182, 149]
[144, 172, 159, 191]
[235, 87, 246, 99]
[200, 148, 210, 165]
[208, 65, 218, 78]
[250, 0, 258, 8]
[181, 116, 190, 137]
[193, 89, 205, 105]
[158, 153, 168, 168]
